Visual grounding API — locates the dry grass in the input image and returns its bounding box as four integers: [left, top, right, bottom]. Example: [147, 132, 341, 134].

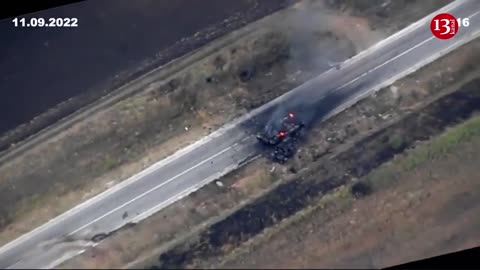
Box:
[0, 0, 367, 246]
[62, 24, 480, 270]
[58, 158, 277, 269]
[151, 37, 480, 269]
[0, 1, 459, 269]
[366, 114, 480, 189]
[222, 113, 480, 268]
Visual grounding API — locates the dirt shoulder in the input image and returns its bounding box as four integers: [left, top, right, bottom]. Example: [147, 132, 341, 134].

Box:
[61, 14, 477, 270]
[0, 0, 294, 153]
[0, 0, 319, 244]
[2, 0, 447, 247]
[144, 37, 479, 269]
[222, 114, 480, 269]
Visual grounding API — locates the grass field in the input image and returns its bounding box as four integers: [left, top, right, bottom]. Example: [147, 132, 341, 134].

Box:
[221, 112, 480, 268]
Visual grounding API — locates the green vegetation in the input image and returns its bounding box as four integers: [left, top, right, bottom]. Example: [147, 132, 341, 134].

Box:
[388, 134, 404, 150]
[103, 154, 120, 171]
[366, 113, 480, 188]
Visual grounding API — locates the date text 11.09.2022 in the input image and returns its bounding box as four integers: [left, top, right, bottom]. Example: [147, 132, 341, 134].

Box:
[12, 17, 78, 28]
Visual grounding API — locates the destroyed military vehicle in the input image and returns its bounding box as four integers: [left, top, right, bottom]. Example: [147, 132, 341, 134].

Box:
[256, 112, 305, 163]
[256, 112, 304, 146]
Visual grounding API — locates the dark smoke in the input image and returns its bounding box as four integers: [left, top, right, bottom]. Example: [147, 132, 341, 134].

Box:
[262, 80, 366, 163]
[241, 1, 372, 143]
[261, 1, 356, 135]
[288, 81, 366, 131]
[277, 1, 353, 74]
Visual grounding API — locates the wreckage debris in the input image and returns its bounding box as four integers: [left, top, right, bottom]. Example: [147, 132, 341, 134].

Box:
[239, 66, 256, 82]
[205, 76, 219, 84]
[271, 141, 297, 163]
[256, 112, 305, 163]
[91, 233, 109, 243]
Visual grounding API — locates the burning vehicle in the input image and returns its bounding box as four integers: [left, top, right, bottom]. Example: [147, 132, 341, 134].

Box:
[256, 113, 304, 146]
[256, 112, 305, 163]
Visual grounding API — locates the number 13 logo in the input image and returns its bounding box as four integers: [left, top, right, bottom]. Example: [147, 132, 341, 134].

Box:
[430, 13, 458, 39]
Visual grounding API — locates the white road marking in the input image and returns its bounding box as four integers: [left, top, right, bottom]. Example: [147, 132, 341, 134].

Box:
[291, 36, 434, 112]
[241, 135, 253, 142]
[337, 36, 435, 91]
[84, 14, 480, 238]
[468, 10, 480, 20]
[67, 142, 238, 236]
[324, 15, 480, 125]
[2, 2, 479, 268]
[10, 148, 262, 269]
[42, 30, 480, 269]
[333, 7, 480, 94]
[20, 10, 480, 240]
[130, 149, 261, 224]
[222, 0, 469, 127]
[340, 0, 466, 67]
[237, 154, 261, 167]
[130, 162, 242, 223]
[1, 4, 474, 254]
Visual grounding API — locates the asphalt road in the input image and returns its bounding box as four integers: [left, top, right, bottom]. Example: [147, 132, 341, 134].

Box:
[1, 0, 480, 268]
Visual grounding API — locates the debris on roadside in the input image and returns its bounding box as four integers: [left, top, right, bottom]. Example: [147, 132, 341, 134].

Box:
[239, 66, 256, 82]
[91, 233, 109, 243]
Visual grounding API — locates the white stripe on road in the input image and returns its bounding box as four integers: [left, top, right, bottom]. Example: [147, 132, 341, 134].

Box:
[67, 142, 239, 236]
[94, 6, 480, 237]
[2, 1, 479, 267]
[337, 36, 435, 90]
[334, 7, 480, 93]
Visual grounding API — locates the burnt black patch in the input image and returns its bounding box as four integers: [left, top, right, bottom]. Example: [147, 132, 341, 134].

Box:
[351, 182, 372, 199]
[241, 80, 366, 163]
[90, 221, 137, 243]
[239, 66, 256, 82]
[148, 79, 480, 269]
[156, 176, 347, 269]
[91, 233, 109, 242]
[270, 139, 300, 163]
